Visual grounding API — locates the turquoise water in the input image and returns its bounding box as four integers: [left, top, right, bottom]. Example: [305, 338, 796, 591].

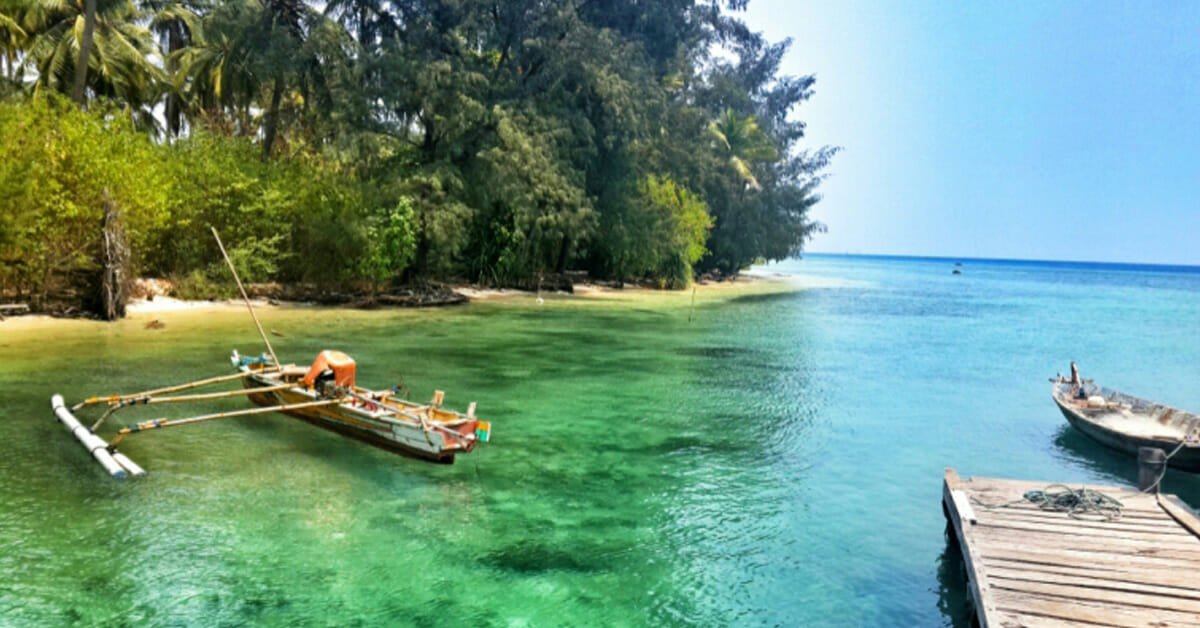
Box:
[2, 254, 1199, 626]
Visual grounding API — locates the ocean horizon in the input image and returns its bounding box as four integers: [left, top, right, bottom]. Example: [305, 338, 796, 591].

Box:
[799, 251, 1200, 274]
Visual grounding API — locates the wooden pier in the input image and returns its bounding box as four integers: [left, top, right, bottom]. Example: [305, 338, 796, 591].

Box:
[943, 468, 1200, 627]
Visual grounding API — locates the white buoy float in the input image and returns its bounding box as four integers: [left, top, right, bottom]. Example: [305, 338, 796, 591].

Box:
[51, 394, 144, 479]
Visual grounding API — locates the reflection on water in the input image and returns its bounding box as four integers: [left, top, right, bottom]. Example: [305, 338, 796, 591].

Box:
[935, 525, 974, 628]
[1051, 423, 1140, 485]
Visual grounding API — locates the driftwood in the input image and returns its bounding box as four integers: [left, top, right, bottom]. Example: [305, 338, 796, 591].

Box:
[500, 273, 574, 294]
[0, 303, 30, 320]
[354, 291, 467, 308]
[244, 282, 468, 308]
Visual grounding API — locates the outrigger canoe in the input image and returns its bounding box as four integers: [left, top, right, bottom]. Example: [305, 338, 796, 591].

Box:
[51, 228, 490, 479]
[53, 349, 491, 478]
[1052, 371, 1200, 471]
[238, 349, 489, 463]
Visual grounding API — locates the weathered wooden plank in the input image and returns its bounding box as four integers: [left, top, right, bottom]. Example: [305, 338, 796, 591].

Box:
[979, 509, 1193, 536]
[985, 503, 1181, 523]
[987, 564, 1200, 602]
[975, 536, 1200, 567]
[975, 497, 1179, 521]
[975, 519, 1200, 549]
[1159, 494, 1200, 540]
[944, 469, 999, 627]
[990, 575, 1200, 614]
[951, 488, 977, 524]
[974, 525, 1200, 558]
[992, 591, 1200, 627]
[984, 555, 1200, 591]
[994, 614, 1108, 628]
[976, 541, 1200, 573]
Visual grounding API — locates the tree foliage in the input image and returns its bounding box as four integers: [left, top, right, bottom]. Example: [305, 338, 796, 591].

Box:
[0, 0, 836, 313]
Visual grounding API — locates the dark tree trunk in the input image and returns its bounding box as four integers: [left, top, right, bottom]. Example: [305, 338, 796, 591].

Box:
[555, 234, 570, 274]
[164, 22, 185, 138]
[72, 0, 98, 105]
[262, 74, 285, 160]
[96, 191, 130, 321]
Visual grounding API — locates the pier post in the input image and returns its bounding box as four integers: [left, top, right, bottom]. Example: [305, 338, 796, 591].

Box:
[1138, 447, 1167, 492]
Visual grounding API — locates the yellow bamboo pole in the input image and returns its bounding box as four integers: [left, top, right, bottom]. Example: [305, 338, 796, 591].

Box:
[73, 371, 256, 411]
[132, 383, 293, 405]
[110, 398, 345, 446]
[211, 227, 280, 370]
[90, 383, 298, 430]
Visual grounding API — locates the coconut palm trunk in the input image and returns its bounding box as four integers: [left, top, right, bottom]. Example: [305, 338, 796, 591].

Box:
[72, 0, 98, 104]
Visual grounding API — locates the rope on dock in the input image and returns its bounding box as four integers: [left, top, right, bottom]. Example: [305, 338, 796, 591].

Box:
[1022, 484, 1123, 521]
[971, 484, 1124, 522]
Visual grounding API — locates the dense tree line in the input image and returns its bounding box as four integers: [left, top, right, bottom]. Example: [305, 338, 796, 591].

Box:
[0, 0, 835, 313]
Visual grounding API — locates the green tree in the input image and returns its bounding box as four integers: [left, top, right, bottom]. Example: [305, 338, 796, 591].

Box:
[0, 96, 169, 306]
[175, 0, 346, 157]
[1, 0, 837, 306]
[0, 1, 28, 85]
[708, 108, 777, 191]
[145, 0, 202, 137]
[603, 175, 711, 287]
[359, 198, 417, 289]
[23, 0, 163, 122]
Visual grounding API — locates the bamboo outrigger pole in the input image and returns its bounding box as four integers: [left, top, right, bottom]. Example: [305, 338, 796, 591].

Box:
[110, 398, 346, 446]
[86, 383, 297, 431]
[72, 371, 257, 411]
[211, 227, 280, 370]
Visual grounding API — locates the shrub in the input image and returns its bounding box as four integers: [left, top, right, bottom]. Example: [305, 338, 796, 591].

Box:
[0, 96, 169, 306]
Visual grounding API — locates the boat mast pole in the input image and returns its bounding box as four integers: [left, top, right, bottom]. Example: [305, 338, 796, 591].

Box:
[211, 227, 280, 370]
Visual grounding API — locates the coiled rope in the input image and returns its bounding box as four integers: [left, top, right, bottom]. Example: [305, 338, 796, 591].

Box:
[972, 484, 1125, 522]
[1022, 484, 1123, 521]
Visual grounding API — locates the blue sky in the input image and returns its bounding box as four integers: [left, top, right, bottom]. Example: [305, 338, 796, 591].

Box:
[741, 0, 1200, 264]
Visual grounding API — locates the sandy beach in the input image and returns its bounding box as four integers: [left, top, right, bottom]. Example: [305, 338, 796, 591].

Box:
[0, 271, 852, 334]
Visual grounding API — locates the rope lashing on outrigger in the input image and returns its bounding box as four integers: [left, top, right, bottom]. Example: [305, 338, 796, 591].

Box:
[1022, 484, 1123, 521]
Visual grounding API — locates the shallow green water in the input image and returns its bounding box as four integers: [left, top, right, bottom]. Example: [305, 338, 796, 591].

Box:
[2, 256, 1199, 626]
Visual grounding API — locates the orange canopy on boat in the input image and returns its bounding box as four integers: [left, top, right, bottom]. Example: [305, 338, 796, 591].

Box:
[301, 350, 357, 388]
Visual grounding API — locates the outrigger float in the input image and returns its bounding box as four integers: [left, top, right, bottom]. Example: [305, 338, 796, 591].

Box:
[52, 229, 490, 479]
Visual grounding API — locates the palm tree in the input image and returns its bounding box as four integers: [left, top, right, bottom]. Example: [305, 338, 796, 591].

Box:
[71, 0, 96, 103]
[707, 108, 778, 191]
[0, 0, 31, 85]
[172, 4, 259, 131]
[324, 0, 396, 50]
[176, 0, 343, 158]
[24, 0, 164, 120]
[145, 0, 203, 137]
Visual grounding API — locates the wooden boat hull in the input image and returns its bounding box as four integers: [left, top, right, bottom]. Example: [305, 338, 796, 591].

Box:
[241, 367, 481, 464]
[1052, 383, 1200, 472]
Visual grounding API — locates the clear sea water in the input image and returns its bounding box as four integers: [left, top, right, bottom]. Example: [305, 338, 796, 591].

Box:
[2, 253, 1199, 626]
